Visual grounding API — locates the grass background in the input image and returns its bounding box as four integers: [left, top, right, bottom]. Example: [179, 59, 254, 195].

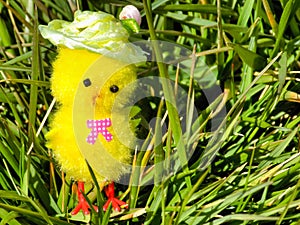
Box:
[0, 0, 300, 224]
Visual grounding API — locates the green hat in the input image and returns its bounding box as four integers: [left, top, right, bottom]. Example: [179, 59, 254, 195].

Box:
[39, 10, 145, 62]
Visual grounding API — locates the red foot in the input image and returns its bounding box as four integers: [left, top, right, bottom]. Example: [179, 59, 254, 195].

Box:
[71, 181, 98, 215]
[103, 182, 128, 212]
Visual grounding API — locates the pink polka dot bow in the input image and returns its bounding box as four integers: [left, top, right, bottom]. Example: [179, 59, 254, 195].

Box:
[86, 118, 113, 144]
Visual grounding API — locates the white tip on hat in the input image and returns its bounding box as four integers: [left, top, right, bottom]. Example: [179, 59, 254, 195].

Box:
[119, 5, 141, 26]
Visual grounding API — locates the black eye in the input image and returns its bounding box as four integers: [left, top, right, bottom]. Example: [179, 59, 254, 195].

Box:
[110, 85, 119, 93]
[83, 78, 92, 87]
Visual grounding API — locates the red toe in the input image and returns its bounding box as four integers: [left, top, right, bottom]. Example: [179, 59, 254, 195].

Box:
[103, 182, 128, 212]
[71, 200, 90, 215]
[71, 181, 98, 215]
[103, 197, 128, 212]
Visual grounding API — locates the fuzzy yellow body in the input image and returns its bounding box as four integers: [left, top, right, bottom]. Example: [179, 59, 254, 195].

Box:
[46, 47, 136, 183]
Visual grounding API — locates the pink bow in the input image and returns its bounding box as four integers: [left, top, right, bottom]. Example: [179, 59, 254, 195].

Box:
[86, 118, 113, 144]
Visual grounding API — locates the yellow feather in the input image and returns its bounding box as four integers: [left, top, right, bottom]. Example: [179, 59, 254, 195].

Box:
[47, 47, 137, 183]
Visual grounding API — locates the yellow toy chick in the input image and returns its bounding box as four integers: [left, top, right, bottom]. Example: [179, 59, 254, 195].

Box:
[39, 7, 145, 215]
